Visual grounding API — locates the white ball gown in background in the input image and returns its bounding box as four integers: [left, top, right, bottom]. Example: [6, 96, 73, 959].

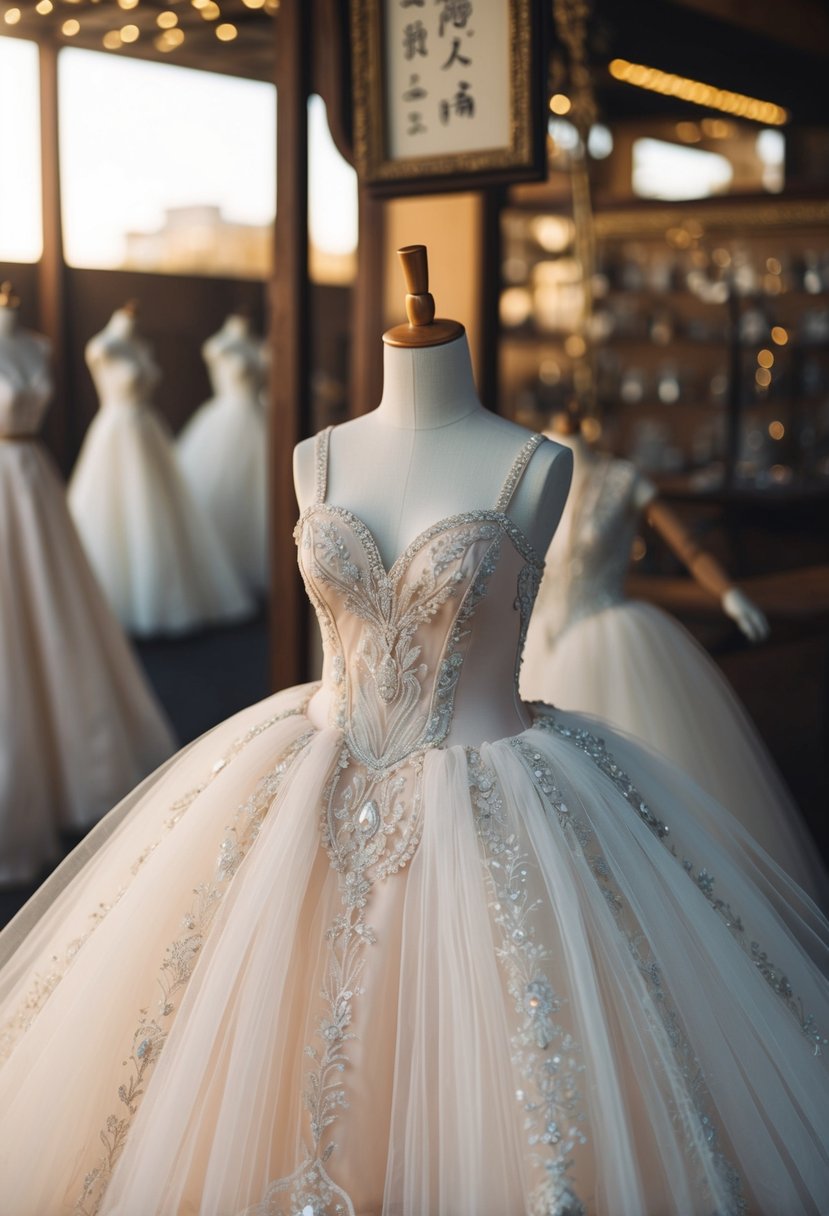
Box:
[0, 311, 176, 885]
[0, 428, 826, 1215]
[521, 444, 827, 905]
[178, 314, 269, 596]
[68, 308, 254, 637]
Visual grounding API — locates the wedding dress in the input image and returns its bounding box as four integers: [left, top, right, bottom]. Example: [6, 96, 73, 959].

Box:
[178, 317, 269, 595]
[0, 428, 826, 1215]
[521, 451, 826, 904]
[68, 312, 254, 636]
[0, 324, 175, 884]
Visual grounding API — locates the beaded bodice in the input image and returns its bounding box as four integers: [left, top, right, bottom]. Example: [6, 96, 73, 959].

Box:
[86, 335, 161, 409]
[295, 427, 546, 768]
[0, 332, 51, 438]
[532, 454, 642, 642]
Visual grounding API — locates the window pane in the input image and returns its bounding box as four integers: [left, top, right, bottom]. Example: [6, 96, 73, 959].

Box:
[632, 138, 733, 202]
[0, 36, 42, 263]
[308, 94, 358, 285]
[59, 49, 275, 278]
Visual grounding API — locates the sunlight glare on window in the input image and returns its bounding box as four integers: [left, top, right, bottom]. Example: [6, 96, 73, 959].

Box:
[308, 94, 358, 285]
[59, 49, 276, 278]
[632, 137, 734, 201]
[0, 37, 43, 263]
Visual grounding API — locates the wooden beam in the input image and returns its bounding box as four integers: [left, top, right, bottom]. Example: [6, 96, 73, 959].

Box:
[268, 0, 312, 689]
[350, 186, 385, 417]
[37, 41, 70, 473]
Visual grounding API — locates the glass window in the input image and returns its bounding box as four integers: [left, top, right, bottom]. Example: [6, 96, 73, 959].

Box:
[308, 94, 358, 285]
[0, 36, 42, 263]
[58, 49, 276, 278]
[632, 137, 733, 201]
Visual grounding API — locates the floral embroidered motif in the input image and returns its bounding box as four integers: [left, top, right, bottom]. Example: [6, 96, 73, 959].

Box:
[73, 728, 315, 1216]
[467, 749, 586, 1216]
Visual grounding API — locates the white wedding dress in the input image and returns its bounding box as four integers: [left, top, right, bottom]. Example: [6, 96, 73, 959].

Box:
[0, 428, 826, 1215]
[69, 317, 254, 636]
[178, 318, 269, 595]
[521, 451, 826, 904]
[0, 325, 175, 884]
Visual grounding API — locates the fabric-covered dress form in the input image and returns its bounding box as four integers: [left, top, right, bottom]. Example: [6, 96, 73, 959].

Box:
[0, 324, 175, 884]
[521, 451, 826, 903]
[0, 427, 826, 1215]
[178, 316, 269, 595]
[69, 312, 254, 636]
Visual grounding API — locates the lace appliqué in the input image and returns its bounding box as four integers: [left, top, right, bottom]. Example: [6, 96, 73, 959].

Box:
[512, 736, 746, 1216]
[73, 728, 315, 1216]
[0, 698, 316, 1070]
[467, 749, 586, 1216]
[534, 712, 827, 1055]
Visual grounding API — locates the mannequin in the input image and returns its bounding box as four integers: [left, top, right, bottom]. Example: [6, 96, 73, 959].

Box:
[522, 408, 825, 901]
[69, 303, 254, 636]
[0, 254, 827, 1216]
[178, 312, 269, 594]
[0, 284, 175, 883]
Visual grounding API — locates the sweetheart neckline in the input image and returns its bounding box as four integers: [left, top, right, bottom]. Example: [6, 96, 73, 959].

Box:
[295, 502, 545, 581]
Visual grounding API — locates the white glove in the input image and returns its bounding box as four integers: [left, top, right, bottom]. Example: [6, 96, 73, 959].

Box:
[721, 587, 770, 643]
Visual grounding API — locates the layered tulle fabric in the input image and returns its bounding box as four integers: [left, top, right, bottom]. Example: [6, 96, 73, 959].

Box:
[522, 599, 826, 906]
[69, 403, 254, 636]
[0, 438, 175, 881]
[0, 687, 827, 1215]
[177, 394, 268, 595]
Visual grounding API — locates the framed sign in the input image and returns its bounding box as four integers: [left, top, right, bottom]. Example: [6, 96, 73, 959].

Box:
[351, 0, 546, 196]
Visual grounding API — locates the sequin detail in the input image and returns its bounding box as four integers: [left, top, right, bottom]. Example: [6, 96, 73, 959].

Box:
[73, 728, 315, 1216]
[467, 749, 587, 1216]
[0, 698, 316, 1069]
[533, 712, 827, 1055]
[511, 736, 746, 1215]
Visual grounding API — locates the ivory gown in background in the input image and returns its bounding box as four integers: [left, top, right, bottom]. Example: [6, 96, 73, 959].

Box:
[0, 311, 176, 884]
[0, 428, 826, 1215]
[521, 446, 827, 904]
[69, 308, 254, 637]
[178, 314, 269, 596]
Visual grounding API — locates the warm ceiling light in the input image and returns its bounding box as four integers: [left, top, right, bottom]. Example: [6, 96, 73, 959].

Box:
[608, 58, 788, 125]
[755, 368, 772, 388]
[768, 419, 784, 439]
[36, 1, 53, 14]
[770, 326, 788, 346]
[242, 0, 266, 7]
[200, 1, 221, 17]
[155, 26, 185, 51]
[757, 349, 774, 369]
[216, 21, 237, 39]
[549, 93, 571, 115]
[120, 23, 139, 42]
[62, 17, 80, 35]
[102, 30, 122, 49]
[3, 8, 22, 25]
[191, 0, 209, 6]
[118, 0, 139, 9]
[157, 10, 178, 28]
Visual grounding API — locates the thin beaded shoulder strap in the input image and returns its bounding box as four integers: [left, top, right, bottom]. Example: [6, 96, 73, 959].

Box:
[314, 425, 333, 504]
[495, 432, 545, 514]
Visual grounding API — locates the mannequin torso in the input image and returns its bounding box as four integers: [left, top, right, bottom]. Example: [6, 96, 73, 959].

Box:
[295, 334, 572, 564]
[0, 307, 52, 438]
[203, 314, 266, 404]
[85, 309, 160, 409]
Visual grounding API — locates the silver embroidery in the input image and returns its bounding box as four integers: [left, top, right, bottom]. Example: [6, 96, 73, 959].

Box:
[495, 433, 545, 513]
[533, 712, 827, 1054]
[467, 749, 586, 1216]
[74, 729, 316, 1216]
[511, 737, 746, 1216]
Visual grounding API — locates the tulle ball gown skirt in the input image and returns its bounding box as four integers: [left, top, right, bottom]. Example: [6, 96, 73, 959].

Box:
[0, 438, 175, 883]
[0, 684, 826, 1214]
[521, 598, 826, 905]
[69, 403, 254, 636]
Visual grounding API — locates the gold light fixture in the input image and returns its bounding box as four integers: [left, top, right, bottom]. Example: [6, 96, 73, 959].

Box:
[609, 59, 788, 125]
[62, 17, 80, 36]
[215, 22, 237, 40]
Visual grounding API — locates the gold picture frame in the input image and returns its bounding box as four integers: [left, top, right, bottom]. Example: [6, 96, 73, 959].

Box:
[351, 0, 546, 196]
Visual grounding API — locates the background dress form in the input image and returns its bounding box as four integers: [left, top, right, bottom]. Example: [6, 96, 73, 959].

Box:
[69, 309, 253, 636]
[0, 311, 175, 884]
[178, 314, 269, 595]
[521, 441, 825, 902]
[0, 341, 825, 1214]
